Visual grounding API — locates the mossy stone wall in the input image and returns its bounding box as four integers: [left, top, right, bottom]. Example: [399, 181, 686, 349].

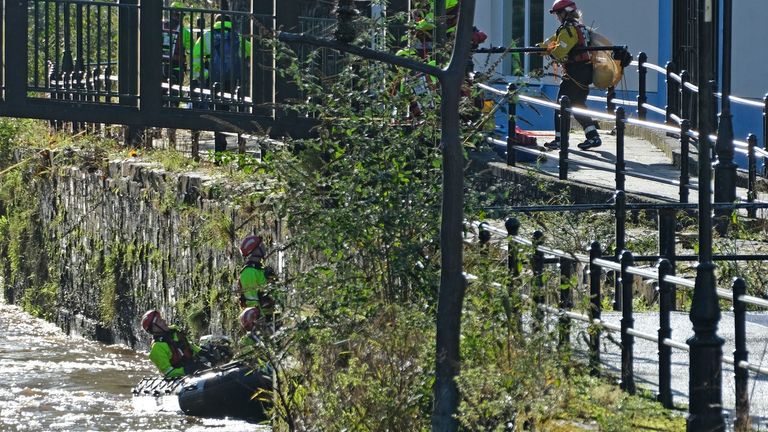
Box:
[3, 154, 278, 349]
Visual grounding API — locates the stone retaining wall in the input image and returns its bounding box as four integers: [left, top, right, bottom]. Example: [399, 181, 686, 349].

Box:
[4, 153, 279, 349]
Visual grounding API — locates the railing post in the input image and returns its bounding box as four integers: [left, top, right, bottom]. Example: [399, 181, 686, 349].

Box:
[507, 83, 518, 166]
[251, 0, 273, 116]
[657, 259, 674, 408]
[559, 96, 571, 180]
[478, 222, 491, 256]
[680, 70, 691, 122]
[505, 218, 521, 277]
[274, 1, 301, 134]
[763, 94, 768, 177]
[748, 134, 758, 218]
[665, 61, 678, 124]
[5, 0, 28, 106]
[505, 217, 522, 333]
[637, 52, 647, 120]
[606, 87, 616, 114]
[680, 119, 691, 203]
[619, 250, 636, 395]
[658, 208, 677, 311]
[614, 190, 626, 311]
[588, 241, 602, 376]
[139, 0, 163, 126]
[532, 231, 545, 326]
[558, 257, 574, 350]
[615, 107, 626, 192]
[732, 277, 749, 431]
[119, 0, 141, 146]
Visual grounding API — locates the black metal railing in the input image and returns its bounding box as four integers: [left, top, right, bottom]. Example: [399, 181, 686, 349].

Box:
[477, 55, 768, 207]
[467, 217, 768, 427]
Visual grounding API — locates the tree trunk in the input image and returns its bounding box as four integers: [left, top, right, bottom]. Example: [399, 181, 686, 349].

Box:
[431, 1, 476, 431]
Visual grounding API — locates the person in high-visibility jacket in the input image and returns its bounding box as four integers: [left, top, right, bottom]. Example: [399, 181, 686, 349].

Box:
[237, 235, 276, 320]
[141, 310, 204, 378]
[191, 14, 252, 152]
[236, 307, 273, 373]
[538, 0, 601, 151]
[191, 14, 252, 87]
[162, 2, 192, 92]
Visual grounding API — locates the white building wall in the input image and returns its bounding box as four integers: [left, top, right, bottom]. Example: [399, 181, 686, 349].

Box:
[472, 0, 660, 91]
[731, 3, 768, 98]
[542, 0, 659, 91]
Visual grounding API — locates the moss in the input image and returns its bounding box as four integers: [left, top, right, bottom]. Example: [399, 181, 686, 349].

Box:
[21, 281, 58, 320]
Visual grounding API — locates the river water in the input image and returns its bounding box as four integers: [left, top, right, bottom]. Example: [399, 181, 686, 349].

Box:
[0, 302, 268, 431]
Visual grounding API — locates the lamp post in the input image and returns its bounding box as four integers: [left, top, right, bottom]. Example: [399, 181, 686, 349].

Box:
[278, 1, 477, 430]
[714, 0, 735, 234]
[687, 0, 725, 430]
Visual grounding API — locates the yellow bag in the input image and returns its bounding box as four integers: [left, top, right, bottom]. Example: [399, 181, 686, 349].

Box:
[590, 31, 624, 90]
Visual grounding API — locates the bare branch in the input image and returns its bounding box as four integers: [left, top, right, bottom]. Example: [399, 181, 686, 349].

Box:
[277, 32, 444, 78]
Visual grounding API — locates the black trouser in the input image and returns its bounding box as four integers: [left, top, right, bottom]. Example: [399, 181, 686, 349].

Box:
[553, 61, 598, 137]
[213, 79, 235, 152]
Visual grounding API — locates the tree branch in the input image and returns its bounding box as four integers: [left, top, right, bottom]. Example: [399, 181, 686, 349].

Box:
[277, 32, 445, 78]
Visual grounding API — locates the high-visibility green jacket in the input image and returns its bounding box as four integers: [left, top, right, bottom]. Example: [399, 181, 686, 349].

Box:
[191, 20, 252, 81]
[148, 326, 201, 378]
[239, 264, 267, 308]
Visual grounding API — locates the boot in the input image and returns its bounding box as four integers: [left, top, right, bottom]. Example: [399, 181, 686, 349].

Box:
[544, 139, 560, 150]
[577, 136, 602, 150]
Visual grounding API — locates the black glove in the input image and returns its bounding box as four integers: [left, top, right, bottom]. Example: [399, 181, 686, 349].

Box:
[613, 48, 633, 68]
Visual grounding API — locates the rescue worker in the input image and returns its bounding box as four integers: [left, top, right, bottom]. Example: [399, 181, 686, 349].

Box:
[191, 14, 252, 153]
[539, 0, 602, 151]
[237, 307, 274, 373]
[161, 2, 192, 145]
[238, 235, 276, 318]
[237, 307, 265, 355]
[162, 2, 191, 98]
[141, 309, 205, 378]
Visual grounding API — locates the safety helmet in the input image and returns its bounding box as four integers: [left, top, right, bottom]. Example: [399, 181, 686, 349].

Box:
[239, 235, 264, 258]
[549, 0, 577, 14]
[141, 310, 161, 332]
[239, 307, 261, 332]
[170, 1, 184, 8]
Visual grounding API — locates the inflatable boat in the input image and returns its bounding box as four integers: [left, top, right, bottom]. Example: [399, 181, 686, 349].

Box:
[133, 361, 272, 421]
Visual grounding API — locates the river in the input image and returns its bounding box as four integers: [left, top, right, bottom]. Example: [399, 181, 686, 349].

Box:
[0, 301, 269, 431]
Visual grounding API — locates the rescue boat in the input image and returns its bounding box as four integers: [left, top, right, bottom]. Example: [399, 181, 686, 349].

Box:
[132, 360, 271, 421]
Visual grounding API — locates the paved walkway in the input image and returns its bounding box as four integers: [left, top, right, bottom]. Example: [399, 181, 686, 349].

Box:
[570, 311, 768, 431]
[494, 129, 768, 211]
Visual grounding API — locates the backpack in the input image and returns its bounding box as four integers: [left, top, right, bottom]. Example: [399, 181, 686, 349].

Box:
[210, 28, 241, 85]
[589, 31, 632, 90]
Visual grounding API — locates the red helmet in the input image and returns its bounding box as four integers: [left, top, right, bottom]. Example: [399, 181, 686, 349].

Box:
[550, 0, 577, 14]
[141, 310, 161, 332]
[239, 235, 264, 258]
[239, 307, 261, 332]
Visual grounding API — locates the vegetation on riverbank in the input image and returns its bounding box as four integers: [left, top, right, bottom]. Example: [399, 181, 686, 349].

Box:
[6, 24, 768, 432]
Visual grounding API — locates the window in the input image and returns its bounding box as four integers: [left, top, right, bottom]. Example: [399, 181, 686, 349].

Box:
[509, 0, 544, 76]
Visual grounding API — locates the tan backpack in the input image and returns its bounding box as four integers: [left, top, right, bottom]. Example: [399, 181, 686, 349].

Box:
[589, 31, 625, 90]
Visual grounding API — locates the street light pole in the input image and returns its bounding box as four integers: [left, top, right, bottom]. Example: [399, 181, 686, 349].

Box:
[714, 0, 735, 234]
[687, 0, 725, 430]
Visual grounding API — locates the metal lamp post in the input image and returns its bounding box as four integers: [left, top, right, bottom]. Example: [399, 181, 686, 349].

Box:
[714, 0, 736, 234]
[687, 0, 725, 430]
